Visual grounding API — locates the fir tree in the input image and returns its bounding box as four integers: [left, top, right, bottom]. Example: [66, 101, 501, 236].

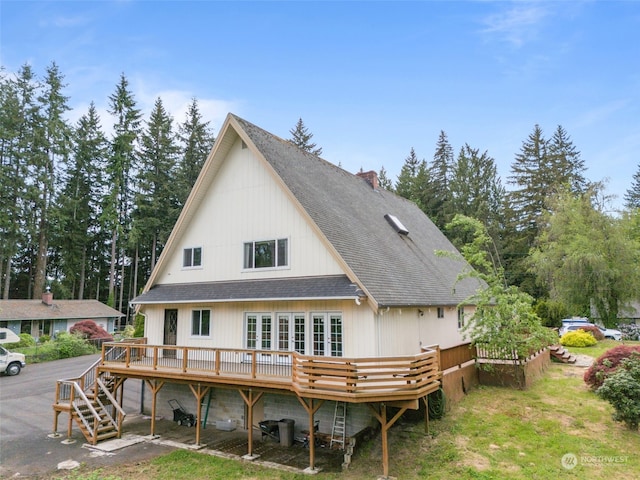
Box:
[288, 118, 322, 156]
[176, 98, 215, 208]
[32, 62, 72, 298]
[133, 97, 179, 276]
[548, 125, 587, 194]
[624, 162, 640, 209]
[104, 74, 141, 307]
[427, 130, 455, 229]
[395, 147, 421, 200]
[54, 103, 107, 299]
[378, 165, 393, 191]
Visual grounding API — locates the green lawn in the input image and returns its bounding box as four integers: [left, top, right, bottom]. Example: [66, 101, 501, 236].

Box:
[565, 339, 640, 360]
[53, 356, 640, 480]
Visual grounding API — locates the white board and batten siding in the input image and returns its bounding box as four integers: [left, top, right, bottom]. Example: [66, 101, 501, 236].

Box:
[143, 300, 377, 357]
[156, 138, 344, 285]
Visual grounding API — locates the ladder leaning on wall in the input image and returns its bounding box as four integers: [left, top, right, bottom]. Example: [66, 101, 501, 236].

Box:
[330, 401, 347, 449]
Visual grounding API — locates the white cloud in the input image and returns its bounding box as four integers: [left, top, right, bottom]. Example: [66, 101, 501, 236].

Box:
[481, 3, 550, 47]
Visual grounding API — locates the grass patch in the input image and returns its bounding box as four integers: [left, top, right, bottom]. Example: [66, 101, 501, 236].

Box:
[565, 340, 640, 360]
[51, 363, 640, 480]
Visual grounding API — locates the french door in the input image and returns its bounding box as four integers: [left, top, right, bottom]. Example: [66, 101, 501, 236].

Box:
[245, 312, 343, 359]
[312, 313, 343, 357]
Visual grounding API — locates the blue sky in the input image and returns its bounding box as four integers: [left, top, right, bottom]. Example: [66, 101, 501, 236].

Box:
[2, 1, 638, 211]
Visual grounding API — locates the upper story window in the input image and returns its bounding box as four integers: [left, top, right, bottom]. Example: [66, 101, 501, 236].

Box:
[243, 238, 288, 269]
[437, 307, 445, 319]
[183, 247, 202, 268]
[191, 309, 211, 337]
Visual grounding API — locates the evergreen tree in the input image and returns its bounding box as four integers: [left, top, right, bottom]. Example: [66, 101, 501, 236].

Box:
[133, 97, 179, 280]
[0, 69, 29, 298]
[504, 125, 550, 294]
[547, 125, 588, 194]
[31, 62, 72, 298]
[624, 162, 640, 209]
[54, 103, 107, 299]
[288, 118, 322, 156]
[377, 165, 393, 191]
[448, 144, 505, 264]
[426, 130, 455, 229]
[104, 74, 141, 307]
[176, 98, 215, 208]
[1, 65, 43, 298]
[395, 147, 421, 200]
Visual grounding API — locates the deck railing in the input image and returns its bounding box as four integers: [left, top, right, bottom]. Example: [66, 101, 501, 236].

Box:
[99, 342, 441, 400]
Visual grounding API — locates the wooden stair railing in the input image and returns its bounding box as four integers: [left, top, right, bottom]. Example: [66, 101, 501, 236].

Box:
[54, 342, 133, 443]
[64, 376, 126, 445]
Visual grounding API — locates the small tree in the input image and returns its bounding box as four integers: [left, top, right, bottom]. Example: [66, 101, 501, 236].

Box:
[597, 354, 640, 430]
[70, 319, 113, 340]
[439, 215, 556, 365]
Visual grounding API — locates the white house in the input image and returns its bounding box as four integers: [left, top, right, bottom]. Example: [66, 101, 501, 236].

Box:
[67, 114, 482, 476]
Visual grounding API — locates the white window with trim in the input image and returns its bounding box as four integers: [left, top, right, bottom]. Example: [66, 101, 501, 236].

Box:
[243, 238, 288, 269]
[191, 309, 211, 337]
[183, 247, 202, 268]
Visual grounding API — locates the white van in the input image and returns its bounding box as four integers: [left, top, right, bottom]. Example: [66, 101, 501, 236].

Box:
[0, 328, 26, 376]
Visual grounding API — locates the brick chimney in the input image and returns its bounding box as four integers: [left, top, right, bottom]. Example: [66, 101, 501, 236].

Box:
[42, 289, 53, 306]
[356, 170, 379, 189]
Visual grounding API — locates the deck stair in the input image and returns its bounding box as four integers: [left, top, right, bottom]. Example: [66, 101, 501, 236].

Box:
[330, 401, 347, 450]
[549, 345, 577, 364]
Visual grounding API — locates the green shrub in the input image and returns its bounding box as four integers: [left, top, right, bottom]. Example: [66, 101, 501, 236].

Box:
[560, 329, 597, 347]
[133, 314, 145, 337]
[596, 353, 640, 430]
[38, 334, 51, 343]
[5, 333, 36, 349]
[584, 344, 640, 389]
[54, 331, 96, 358]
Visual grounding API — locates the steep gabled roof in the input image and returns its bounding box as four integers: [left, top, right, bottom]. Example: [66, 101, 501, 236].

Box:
[135, 113, 481, 310]
[231, 114, 480, 308]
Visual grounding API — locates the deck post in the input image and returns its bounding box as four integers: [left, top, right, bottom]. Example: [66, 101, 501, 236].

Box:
[296, 396, 324, 473]
[368, 402, 408, 479]
[189, 384, 209, 446]
[239, 389, 263, 459]
[145, 379, 165, 437]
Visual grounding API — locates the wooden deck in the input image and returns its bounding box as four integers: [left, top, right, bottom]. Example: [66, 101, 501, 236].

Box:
[97, 342, 441, 404]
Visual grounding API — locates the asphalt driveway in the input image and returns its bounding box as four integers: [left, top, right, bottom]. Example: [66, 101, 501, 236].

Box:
[0, 354, 176, 478]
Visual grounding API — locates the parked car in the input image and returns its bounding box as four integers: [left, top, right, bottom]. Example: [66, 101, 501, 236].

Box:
[559, 322, 622, 341]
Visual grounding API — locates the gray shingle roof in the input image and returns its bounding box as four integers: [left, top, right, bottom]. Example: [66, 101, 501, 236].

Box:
[133, 114, 483, 308]
[133, 275, 360, 304]
[232, 115, 481, 307]
[0, 299, 124, 321]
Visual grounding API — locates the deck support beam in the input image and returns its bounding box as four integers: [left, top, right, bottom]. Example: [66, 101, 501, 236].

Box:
[189, 384, 211, 446]
[297, 396, 324, 472]
[144, 379, 165, 436]
[238, 389, 263, 458]
[368, 402, 408, 479]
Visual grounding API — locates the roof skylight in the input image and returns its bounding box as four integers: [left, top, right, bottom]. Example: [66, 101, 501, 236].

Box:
[384, 214, 409, 235]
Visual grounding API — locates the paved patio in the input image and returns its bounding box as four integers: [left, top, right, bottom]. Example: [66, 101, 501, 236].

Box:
[120, 414, 346, 473]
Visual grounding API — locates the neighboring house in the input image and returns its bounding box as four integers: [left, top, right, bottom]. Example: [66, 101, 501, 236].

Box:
[0, 291, 123, 339]
[59, 114, 483, 476]
[590, 301, 640, 325]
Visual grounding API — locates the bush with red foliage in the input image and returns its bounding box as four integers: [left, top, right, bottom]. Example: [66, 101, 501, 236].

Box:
[584, 345, 640, 389]
[579, 325, 605, 341]
[70, 320, 113, 341]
